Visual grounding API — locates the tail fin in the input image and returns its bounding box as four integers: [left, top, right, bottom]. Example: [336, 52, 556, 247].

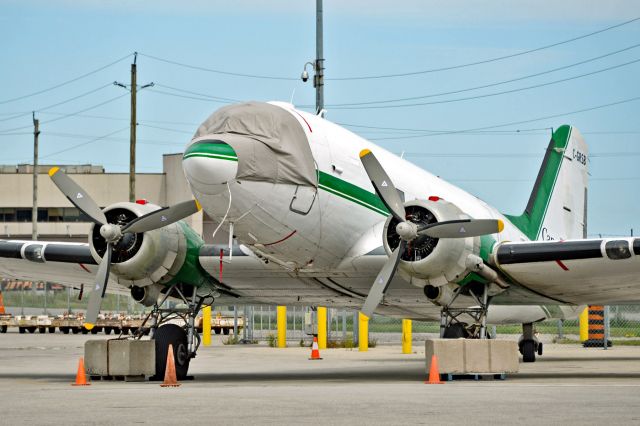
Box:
[505, 125, 588, 241]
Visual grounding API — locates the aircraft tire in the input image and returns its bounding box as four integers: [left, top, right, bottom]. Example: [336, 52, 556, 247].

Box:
[153, 324, 190, 380]
[522, 340, 536, 363]
[443, 323, 468, 339]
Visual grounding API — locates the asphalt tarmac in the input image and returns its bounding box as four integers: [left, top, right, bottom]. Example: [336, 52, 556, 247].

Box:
[1, 330, 639, 425]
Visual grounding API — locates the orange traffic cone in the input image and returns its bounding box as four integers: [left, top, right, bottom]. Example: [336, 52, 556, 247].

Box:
[309, 336, 323, 360]
[160, 344, 181, 387]
[71, 357, 90, 386]
[425, 354, 444, 384]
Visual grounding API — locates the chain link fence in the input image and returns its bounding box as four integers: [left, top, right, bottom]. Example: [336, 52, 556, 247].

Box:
[3, 279, 640, 344]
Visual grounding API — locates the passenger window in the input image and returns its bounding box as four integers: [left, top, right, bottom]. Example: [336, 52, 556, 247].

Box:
[605, 240, 631, 260]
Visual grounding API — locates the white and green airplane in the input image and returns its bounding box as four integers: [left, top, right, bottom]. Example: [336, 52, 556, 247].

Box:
[1, 101, 638, 379]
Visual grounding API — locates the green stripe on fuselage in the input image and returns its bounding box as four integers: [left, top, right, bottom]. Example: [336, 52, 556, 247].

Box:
[183, 141, 238, 162]
[318, 171, 389, 216]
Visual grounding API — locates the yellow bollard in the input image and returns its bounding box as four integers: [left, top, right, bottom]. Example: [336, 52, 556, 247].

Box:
[579, 306, 589, 342]
[402, 319, 412, 354]
[359, 312, 369, 352]
[277, 305, 287, 348]
[202, 305, 212, 347]
[317, 307, 327, 350]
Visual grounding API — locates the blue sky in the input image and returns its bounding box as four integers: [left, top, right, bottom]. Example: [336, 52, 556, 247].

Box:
[1, 0, 639, 236]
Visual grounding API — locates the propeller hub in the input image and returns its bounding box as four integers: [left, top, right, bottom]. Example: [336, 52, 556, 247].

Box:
[396, 221, 418, 241]
[99, 223, 122, 244]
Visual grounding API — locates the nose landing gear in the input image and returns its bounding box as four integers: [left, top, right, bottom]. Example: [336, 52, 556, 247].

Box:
[132, 283, 217, 380]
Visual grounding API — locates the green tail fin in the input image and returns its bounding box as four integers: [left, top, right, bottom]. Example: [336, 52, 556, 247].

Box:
[505, 125, 588, 241]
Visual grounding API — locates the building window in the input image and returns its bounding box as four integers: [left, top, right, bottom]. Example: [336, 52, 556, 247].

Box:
[16, 209, 32, 222]
[0, 207, 95, 223]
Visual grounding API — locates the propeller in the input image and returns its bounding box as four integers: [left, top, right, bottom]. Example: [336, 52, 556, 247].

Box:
[48, 167, 202, 329]
[358, 149, 504, 318]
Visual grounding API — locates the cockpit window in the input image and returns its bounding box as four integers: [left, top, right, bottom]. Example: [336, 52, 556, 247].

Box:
[605, 240, 631, 260]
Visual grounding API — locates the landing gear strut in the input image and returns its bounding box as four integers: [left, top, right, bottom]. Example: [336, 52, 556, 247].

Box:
[439, 283, 491, 339]
[134, 283, 214, 380]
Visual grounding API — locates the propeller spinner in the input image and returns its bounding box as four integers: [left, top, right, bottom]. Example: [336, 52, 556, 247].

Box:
[358, 149, 504, 318]
[48, 167, 202, 329]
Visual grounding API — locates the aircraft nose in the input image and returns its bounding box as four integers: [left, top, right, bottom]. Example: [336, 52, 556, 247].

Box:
[183, 140, 238, 193]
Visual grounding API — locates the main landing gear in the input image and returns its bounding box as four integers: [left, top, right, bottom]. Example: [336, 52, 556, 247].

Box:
[518, 322, 543, 363]
[439, 283, 490, 339]
[134, 283, 215, 380]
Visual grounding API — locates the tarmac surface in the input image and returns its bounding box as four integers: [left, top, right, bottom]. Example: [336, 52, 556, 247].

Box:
[1, 330, 640, 425]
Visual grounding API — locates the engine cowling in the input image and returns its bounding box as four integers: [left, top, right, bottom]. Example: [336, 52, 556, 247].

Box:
[88, 202, 203, 288]
[383, 199, 480, 288]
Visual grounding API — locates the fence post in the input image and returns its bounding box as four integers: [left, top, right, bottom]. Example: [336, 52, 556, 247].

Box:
[353, 311, 359, 346]
[557, 319, 564, 339]
[233, 305, 238, 336]
[604, 305, 610, 351]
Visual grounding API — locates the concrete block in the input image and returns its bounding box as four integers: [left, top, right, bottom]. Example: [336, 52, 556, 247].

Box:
[425, 339, 465, 374]
[425, 339, 519, 375]
[84, 339, 155, 377]
[489, 340, 519, 373]
[108, 340, 155, 376]
[463, 339, 491, 373]
[84, 340, 108, 376]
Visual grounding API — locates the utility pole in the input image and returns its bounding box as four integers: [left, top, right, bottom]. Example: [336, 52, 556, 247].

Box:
[32, 112, 40, 240]
[301, 0, 325, 114]
[315, 0, 324, 113]
[114, 52, 153, 202]
[129, 54, 137, 203]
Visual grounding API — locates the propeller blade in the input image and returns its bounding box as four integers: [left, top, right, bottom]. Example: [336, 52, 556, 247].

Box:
[122, 199, 202, 234]
[84, 244, 112, 330]
[418, 219, 504, 238]
[48, 167, 107, 225]
[359, 149, 406, 222]
[361, 240, 406, 318]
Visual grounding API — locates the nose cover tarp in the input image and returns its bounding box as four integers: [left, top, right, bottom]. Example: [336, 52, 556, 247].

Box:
[192, 102, 317, 187]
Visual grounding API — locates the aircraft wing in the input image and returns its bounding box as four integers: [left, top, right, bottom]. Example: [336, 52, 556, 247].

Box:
[493, 237, 640, 304]
[0, 239, 130, 293]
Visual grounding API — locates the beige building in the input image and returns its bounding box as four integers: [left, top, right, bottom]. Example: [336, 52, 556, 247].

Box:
[0, 154, 220, 243]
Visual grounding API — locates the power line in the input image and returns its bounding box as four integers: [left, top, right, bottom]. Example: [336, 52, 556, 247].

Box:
[138, 123, 194, 135]
[324, 43, 640, 107]
[136, 18, 640, 82]
[329, 17, 640, 80]
[38, 127, 130, 160]
[360, 94, 640, 141]
[139, 52, 299, 81]
[147, 88, 239, 104]
[402, 152, 640, 159]
[329, 57, 640, 110]
[0, 93, 129, 134]
[0, 53, 133, 105]
[0, 83, 114, 123]
[448, 177, 640, 183]
[153, 84, 244, 103]
[42, 131, 182, 145]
